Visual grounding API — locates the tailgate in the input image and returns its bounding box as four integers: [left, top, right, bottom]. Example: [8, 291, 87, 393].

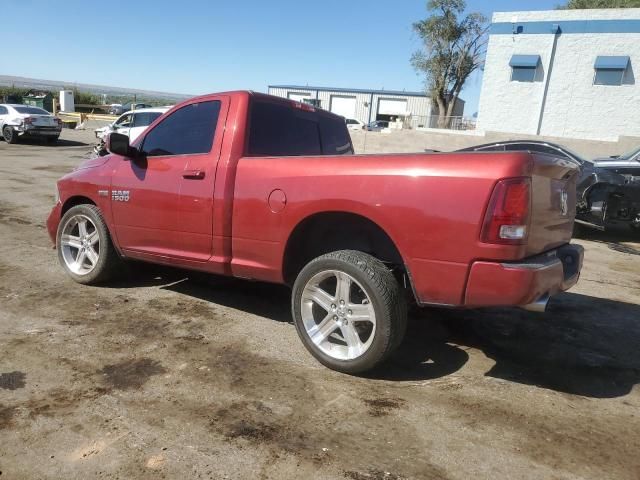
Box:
[527, 153, 580, 255]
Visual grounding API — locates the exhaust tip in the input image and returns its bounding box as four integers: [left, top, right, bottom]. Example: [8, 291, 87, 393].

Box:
[521, 295, 549, 313]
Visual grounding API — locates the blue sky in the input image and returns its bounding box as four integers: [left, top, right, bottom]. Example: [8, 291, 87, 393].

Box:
[4, 0, 559, 114]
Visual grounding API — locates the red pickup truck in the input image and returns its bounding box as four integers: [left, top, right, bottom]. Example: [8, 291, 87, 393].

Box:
[47, 91, 584, 373]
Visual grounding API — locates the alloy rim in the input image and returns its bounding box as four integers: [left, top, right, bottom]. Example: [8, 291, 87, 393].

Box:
[301, 270, 376, 361]
[60, 214, 100, 275]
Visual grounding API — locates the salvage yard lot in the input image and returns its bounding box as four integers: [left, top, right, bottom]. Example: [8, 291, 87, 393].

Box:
[1, 130, 639, 480]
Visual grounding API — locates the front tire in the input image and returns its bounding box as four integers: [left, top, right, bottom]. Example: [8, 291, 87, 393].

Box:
[3, 126, 18, 144]
[292, 250, 407, 374]
[56, 204, 122, 284]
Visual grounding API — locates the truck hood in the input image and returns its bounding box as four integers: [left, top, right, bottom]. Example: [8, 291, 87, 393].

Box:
[74, 155, 112, 171]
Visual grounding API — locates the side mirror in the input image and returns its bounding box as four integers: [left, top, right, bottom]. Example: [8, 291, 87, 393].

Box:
[106, 132, 144, 161]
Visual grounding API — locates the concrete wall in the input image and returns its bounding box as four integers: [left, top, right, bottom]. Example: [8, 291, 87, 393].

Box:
[477, 9, 640, 141]
[350, 129, 640, 159]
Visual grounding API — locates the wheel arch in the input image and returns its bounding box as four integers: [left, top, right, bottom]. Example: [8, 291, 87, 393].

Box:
[282, 211, 408, 287]
[61, 195, 97, 216]
[58, 197, 124, 257]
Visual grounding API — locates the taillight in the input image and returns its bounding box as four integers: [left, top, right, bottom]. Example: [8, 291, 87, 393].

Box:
[56, 118, 62, 126]
[24, 117, 35, 125]
[481, 177, 531, 245]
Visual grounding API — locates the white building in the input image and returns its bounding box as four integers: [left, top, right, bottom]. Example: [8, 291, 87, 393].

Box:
[476, 9, 640, 141]
[268, 85, 464, 129]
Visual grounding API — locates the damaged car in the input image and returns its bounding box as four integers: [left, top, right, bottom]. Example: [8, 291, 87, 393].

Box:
[0, 104, 62, 144]
[95, 107, 169, 142]
[578, 148, 640, 231]
[458, 140, 640, 232]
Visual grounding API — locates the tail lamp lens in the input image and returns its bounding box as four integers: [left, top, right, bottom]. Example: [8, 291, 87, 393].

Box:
[481, 177, 531, 245]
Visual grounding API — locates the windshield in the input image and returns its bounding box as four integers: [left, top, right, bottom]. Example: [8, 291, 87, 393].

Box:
[618, 146, 640, 161]
[14, 106, 50, 115]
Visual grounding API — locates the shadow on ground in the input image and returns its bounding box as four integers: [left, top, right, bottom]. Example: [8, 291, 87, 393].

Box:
[573, 225, 640, 256]
[54, 138, 90, 148]
[112, 264, 640, 397]
[439, 292, 640, 398]
[0, 137, 89, 148]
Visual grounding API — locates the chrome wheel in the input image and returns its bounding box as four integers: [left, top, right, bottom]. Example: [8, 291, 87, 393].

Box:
[300, 270, 376, 361]
[60, 214, 100, 275]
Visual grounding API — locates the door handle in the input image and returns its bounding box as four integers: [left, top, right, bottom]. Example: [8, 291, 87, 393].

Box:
[183, 170, 205, 180]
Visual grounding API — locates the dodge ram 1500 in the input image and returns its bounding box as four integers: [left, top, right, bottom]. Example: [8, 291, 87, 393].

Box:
[47, 91, 584, 373]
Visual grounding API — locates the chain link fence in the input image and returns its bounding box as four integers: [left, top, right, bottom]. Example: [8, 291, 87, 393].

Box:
[401, 115, 477, 131]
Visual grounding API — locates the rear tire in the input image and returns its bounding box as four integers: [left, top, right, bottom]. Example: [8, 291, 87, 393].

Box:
[3, 126, 18, 144]
[292, 250, 407, 374]
[56, 204, 122, 285]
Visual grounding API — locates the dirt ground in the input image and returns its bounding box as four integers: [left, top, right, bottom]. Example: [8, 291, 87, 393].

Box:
[1, 129, 639, 480]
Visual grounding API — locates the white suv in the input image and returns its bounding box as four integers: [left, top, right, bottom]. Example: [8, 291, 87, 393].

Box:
[0, 104, 62, 144]
[95, 107, 170, 142]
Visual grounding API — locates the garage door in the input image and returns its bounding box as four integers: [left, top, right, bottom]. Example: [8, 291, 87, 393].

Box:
[288, 92, 312, 103]
[330, 95, 357, 119]
[378, 98, 408, 116]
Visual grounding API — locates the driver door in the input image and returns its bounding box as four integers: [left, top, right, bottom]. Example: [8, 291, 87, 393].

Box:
[111, 99, 225, 260]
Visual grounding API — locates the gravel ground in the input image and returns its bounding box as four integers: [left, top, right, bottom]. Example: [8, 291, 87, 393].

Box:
[1, 129, 639, 480]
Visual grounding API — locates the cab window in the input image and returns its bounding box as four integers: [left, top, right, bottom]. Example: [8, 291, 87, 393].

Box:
[247, 100, 353, 156]
[141, 101, 221, 157]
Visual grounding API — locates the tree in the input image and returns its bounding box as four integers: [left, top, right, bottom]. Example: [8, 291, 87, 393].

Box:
[559, 0, 640, 8]
[411, 0, 488, 128]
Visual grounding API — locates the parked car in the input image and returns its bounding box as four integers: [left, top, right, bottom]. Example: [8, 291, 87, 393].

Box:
[579, 151, 640, 232]
[345, 118, 365, 131]
[95, 107, 169, 142]
[365, 120, 389, 131]
[47, 92, 583, 374]
[458, 140, 640, 232]
[0, 104, 62, 144]
[108, 102, 154, 116]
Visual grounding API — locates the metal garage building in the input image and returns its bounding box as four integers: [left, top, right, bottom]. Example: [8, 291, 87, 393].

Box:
[268, 85, 464, 129]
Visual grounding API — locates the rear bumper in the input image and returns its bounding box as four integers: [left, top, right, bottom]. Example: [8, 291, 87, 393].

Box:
[464, 244, 584, 307]
[19, 126, 61, 137]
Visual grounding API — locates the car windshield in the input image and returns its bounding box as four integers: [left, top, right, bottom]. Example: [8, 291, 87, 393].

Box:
[13, 106, 50, 115]
[618, 146, 640, 161]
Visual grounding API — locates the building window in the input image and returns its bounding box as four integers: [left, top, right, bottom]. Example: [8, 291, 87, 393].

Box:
[509, 54, 540, 82]
[593, 56, 630, 86]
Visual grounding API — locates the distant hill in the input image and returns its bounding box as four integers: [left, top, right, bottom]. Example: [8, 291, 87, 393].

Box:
[0, 75, 193, 102]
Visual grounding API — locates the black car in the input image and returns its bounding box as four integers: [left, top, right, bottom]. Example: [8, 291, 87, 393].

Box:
[108, 102, 154, 116]
[365, 120, 389, 131]
[458, 140, 640, 232]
